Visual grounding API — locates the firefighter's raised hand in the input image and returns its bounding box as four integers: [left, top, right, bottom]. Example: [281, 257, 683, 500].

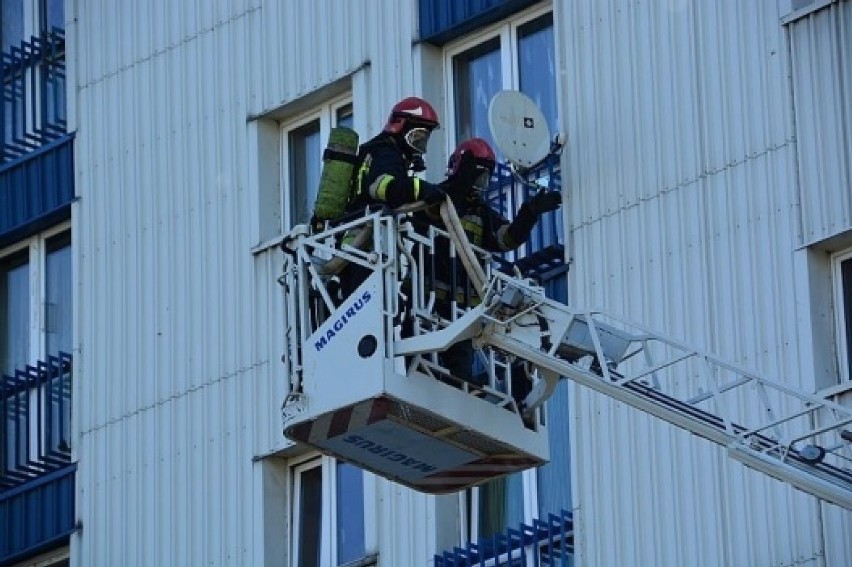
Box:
[527, 189, 562, 214]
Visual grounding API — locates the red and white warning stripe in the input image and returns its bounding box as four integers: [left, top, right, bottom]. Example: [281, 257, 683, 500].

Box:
[412, 455, 543, 493]
[286, 398, 389, 443]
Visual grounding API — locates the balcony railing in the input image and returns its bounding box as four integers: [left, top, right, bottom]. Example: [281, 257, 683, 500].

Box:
[486, 154, 567, 282]
[1, 353, 72, 490]
[435, 509, 574, 566]
[1, 27, 67, 163]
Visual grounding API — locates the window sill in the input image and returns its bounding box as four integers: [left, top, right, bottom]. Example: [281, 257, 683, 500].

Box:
[340, 553, 379, 567]
[781, 0, 838, 25]
[816, 381, 852, 399]
[250, 234, 285, 256]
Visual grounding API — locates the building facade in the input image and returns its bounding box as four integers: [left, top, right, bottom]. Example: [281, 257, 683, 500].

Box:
[3, 0, 852, 565]
[1, 0, 73, 565]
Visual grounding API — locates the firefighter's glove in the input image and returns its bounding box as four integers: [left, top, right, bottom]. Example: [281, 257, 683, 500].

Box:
[527, 190, 562, 215]
[420, 182, 448, 205]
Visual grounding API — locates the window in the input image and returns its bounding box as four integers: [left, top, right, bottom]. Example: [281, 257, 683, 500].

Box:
[446, 8, 557, 153]
[444, 6, 571, 541]
[1, 0, 66, 161]
[1, 226, 71, 372]
[833, 248, 852, 383]
[1, 225, 72, 479]
[282, 98, 354, 228]
[290, 454, 373, 567]
[446, 6, 562, 266]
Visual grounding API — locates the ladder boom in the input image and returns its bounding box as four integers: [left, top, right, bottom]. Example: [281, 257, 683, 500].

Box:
[278, 204, 852, 507]
[466, 272, 852, 509]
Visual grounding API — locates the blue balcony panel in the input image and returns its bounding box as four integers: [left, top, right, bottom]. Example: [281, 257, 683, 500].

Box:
[419, 0, 541, 44]
[435, 508, 574, 566]
[0, 463, 76, 566]
[0, 134, 74, 249]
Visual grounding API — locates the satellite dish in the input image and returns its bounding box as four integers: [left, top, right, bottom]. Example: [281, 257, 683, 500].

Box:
[488, 90, 551, 169]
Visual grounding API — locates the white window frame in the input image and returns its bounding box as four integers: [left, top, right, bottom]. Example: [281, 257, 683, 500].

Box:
[288, 452, 376, 567]
[1, 220, 71, 368]
[442, 5, 560, 542]
[832, 247, 852, 383]
[280, 95, 354, 231]
[442, 3, 554, 149]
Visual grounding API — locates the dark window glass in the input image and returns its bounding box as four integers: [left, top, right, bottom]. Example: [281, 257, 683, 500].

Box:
[537, 379, 573, 516]
[842, 258, 852, 380]
[1, 252, 29, 375]
[298, 465, 323, 567]
[478, 474, 523, 540]
[518, 14, 557, 136]
[453, 37, 501, 147]
[1, 0, 24, 52]
[336, 104, 354, 129]
[289, 120, 322, 226]
[336, 461, 365, 563]
[45, 0, 64, 31]
[46, 232, 72, 357]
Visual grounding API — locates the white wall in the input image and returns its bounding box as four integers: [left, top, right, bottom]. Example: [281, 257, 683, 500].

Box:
[556, 0, 851, 565]
[70, 0, 450, 564]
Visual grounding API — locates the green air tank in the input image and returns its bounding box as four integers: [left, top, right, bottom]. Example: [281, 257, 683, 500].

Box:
[312, 126, 360, 225]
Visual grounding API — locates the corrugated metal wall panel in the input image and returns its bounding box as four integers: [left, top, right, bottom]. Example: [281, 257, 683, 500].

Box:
[250, 0, 371, 116]
[557, 0, 849, 565]
[564, 0, 791, 226]
[72, 0, 437, 565]
[789, 0, 852, 245]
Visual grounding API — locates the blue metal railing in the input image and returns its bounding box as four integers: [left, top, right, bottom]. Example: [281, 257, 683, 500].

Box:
[1, 27, 67, 163]
[486, 154, 567, 282]
[1, 353, 72, 490]
[435, 509, 574, 566]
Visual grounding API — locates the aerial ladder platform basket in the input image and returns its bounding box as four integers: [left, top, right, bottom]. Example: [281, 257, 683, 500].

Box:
[278, 210, 549, 494]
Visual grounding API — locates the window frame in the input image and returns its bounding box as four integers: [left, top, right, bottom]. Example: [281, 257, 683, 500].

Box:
[279, 95, 354, 231]
[288, 452, 376, 567]
[1, 221, 72, 478]
[832, 247, 852, 383]
[1, 220, 71, 370]
[442, 5, 564, 542]
[442, 3, 554, 149]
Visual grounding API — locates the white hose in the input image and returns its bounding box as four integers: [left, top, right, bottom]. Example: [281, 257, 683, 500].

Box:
[439, 198, 487, 295]
[316, 198, 486, 297]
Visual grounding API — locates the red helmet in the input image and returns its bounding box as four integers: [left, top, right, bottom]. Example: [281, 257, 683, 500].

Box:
[448, 138, 496, 175]
[447, 138, 496, 195]
[384, 97, 440, 155]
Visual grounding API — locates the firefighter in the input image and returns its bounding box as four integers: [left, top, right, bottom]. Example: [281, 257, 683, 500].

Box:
[338, 96, 450, 298]
[347, 96, 448, 211]
[412, 137, 562, 385]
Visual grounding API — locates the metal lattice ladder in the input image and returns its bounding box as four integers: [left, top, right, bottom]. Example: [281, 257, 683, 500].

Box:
[428, 270, 852, 510]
